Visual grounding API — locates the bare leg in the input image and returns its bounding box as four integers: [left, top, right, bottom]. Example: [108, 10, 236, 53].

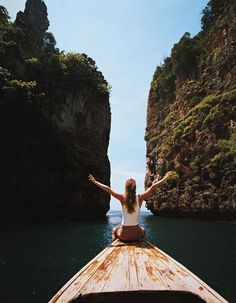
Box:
[140, 226, 147, 241]
[112, 226, 120, 242]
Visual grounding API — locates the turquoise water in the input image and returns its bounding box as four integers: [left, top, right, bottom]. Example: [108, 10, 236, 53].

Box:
[0, 210, 235, 302]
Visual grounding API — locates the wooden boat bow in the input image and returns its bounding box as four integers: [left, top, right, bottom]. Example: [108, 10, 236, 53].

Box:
[49, 239, 228, 303]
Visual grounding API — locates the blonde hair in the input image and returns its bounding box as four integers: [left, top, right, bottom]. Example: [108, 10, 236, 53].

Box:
[123, 178, 136, 213]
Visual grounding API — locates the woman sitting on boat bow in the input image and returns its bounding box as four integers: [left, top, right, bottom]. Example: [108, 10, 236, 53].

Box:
[88, 171, 173, 242]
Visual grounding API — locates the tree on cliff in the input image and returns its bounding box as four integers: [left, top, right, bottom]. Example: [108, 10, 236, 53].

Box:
[201, 0, 228, 30]
[172, 32, 201, 79]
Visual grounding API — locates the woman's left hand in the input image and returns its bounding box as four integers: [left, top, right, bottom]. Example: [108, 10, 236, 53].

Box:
[88, 174, 97, 184]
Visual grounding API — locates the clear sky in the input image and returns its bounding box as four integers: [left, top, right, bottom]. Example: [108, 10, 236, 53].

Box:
[3, 0, 209, 210]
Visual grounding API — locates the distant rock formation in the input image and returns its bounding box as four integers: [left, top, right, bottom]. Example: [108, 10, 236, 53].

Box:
[0, 0, 111, 222]
[15, 0, 49, 56]
[145, 0, 236, 220]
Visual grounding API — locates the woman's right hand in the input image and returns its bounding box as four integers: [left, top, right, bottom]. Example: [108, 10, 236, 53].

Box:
[163, 171, 173, 180]
[88, 174, 97, 184]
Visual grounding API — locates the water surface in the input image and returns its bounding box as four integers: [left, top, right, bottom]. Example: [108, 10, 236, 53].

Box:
[0, 210, 235, 302]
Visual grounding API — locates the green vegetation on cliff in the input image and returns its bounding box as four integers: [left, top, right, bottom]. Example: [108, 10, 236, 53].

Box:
[146, 0, 236, 219]
[0, 4, 110, 102]
[150, 0, 234, 103]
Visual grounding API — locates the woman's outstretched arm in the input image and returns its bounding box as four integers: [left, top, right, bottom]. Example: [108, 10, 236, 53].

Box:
[88, 174, 123, 201]
[139, 171, 172, 202]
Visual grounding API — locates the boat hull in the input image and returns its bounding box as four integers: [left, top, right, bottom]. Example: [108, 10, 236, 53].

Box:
[49, 239, 228, 303]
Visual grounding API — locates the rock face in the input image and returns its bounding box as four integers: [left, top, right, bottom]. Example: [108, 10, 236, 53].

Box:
[145, 0, 236, 220]
[0, 0, 111, 222]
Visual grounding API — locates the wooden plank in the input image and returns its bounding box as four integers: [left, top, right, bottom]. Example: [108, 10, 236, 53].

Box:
[138, 241, 189, 291]
[145, 242, 228, 303]
[75, 244, 123, 297]
[49, 240, 119, 303]
[128, 243, 139, 290]
[133, 241, 166, 290]
[102, 243, 130, 292]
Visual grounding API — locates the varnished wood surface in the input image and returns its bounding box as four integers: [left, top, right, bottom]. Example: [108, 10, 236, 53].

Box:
[49, 239, 228, 303]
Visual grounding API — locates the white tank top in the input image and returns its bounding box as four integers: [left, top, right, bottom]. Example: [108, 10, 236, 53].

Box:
[121, 195, 140, 226]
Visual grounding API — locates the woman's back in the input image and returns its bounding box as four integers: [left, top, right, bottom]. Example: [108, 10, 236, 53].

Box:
[88, 171, 173, 242]
[121, 195, 140, 226]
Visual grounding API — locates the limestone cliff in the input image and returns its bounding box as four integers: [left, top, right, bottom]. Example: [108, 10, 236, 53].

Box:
[0, 0, 111, 222]
[145, 0, 236, 220]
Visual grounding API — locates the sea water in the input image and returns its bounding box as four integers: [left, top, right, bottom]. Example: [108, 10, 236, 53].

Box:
[0, 210, 235, 303]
